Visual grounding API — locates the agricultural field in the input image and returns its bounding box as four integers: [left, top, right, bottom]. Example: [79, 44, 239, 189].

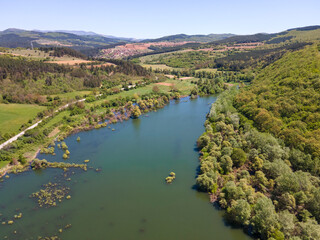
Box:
[0, 103, 46, 134]
[195, 68, 218, 73]
[49, 90, 93, 101]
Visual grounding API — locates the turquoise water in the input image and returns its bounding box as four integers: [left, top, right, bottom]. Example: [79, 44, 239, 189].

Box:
[0, 97, 251, 240]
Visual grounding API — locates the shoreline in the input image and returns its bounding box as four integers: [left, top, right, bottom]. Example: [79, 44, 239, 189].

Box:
[0, 94, 194, 178]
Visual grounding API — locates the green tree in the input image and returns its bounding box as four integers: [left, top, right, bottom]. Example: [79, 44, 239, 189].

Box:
[231, 148, 247, 167]
[220, 155, 233, 174]
[227, 199, 251, 226]
[252, 197, 279, 238]
[132, 105, 141, 119]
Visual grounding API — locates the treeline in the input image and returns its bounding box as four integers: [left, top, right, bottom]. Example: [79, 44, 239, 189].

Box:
[39, 47, 87, 59]
[196, 89, 320, 239]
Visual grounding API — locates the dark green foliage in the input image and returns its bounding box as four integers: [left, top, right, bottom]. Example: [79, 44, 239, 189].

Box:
[196, 88, 320, 239]
[39, 47, 87, 59]
[231, 148, 247, 167]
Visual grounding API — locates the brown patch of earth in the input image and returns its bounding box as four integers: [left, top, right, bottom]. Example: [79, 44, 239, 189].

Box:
[47, 59, 92, 65]
[156, 82, 174, 86]
[48, 127, 60, 138]
[179, 77, 194, 80]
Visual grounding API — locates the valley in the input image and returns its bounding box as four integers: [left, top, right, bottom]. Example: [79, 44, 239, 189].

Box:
[0, 23, 320, 240]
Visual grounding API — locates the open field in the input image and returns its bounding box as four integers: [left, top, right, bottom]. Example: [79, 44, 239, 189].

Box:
[0, 161, 9, 169]
[50, 90, 93, 101]
[4, 49, 50, 59]
[138, 50, 191, 63]
[141, 64, 180, 71]
[0, 48, 96, 66]
[46, 59, 92, 65]
[0, 104, 46, 134]
[195, 68, 218, 73]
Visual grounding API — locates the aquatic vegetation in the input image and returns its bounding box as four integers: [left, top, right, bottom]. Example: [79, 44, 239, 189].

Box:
[61, 142, 68, 150]
[132, 105, 142, 118]
[84, 159, 90, 163]
[40, 147, 55, 155]
[62, 153, 68, 159]
[14, 213, 22, 219]
[165, 172, 176, 183]
[30, 182, 71, 208]
[65, 150, 70, 155]
[31, 159, 87, 171]
[38, 235, 60, 240]
[76, 136, 80, 142]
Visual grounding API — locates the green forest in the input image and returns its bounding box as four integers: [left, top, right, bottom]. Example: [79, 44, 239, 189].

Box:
[196, 43, 320, 239]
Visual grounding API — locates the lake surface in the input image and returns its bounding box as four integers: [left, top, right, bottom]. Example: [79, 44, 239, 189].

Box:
[0, 96, 251, 240]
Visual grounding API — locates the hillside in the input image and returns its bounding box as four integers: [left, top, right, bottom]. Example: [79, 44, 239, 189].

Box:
[235, 43, 320, 169]
[0, 28, 129, 50]
[195, 43, 320, 240]
[142, 33, 235, 43]
[208, 25, 320, 45]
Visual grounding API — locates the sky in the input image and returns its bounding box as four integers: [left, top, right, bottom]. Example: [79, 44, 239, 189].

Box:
[0, 0, 319, 39]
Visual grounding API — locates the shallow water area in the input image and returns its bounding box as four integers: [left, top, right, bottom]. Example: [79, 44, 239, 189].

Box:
[0, 96, 251, 240]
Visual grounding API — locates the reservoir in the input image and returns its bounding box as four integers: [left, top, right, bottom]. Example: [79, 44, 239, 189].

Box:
[0, 96, 251, 240]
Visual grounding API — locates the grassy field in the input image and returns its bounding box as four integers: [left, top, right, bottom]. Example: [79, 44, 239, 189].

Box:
[141, 64, 180, 71]
[0, 104, 46, 134]
[50, 90, 93, 101]
[4, 49, 50, 59]
[0, 161, 10, 168]
[0, 48, 90, 65]
[195, 68, 218, 73]
[138, 50, 188, 64]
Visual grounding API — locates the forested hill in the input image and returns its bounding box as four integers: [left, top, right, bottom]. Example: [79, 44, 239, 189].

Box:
[196, 42, 320, 240]
[0, 29, 128, 50]
[235, 43, 320, 169]
[141, 33, 235, 43]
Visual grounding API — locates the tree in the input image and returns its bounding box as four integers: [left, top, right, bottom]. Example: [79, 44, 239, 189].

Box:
[196, 171, 218, 192]
[231, 148, 247, 167]
[132, 105, 141, 119]
[227, 199, 251, 226]
[220, 155, 233, 174]
[252, 197, 279, 238]
[18, 154, 27, 165]
[197, 135, 210, 149]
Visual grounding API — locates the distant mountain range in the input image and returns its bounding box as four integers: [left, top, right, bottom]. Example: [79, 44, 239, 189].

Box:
[0, 25, 319, 56]
[0, 28, 130, 50]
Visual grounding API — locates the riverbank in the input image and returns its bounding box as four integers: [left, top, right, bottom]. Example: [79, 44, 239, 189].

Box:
[0, 93, 188, 178]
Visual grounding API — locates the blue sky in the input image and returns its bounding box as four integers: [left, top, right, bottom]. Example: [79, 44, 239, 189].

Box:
[1, 0, 319, 38]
